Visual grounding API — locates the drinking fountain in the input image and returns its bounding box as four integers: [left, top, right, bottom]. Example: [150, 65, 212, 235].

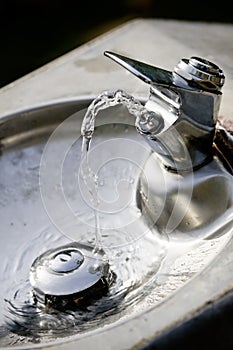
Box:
[22, 50, 232, 345]
[0, 18, 233, 350]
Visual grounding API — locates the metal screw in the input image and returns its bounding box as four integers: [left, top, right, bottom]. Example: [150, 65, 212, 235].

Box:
[136, 110, 164, 135]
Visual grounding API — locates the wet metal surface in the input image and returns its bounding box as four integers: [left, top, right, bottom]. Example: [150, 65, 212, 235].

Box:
[0, 100, 232, 349]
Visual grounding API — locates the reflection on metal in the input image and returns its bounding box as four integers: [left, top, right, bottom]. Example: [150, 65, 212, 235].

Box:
[30, 242, 111, 308]
[105, 51, 232, 240]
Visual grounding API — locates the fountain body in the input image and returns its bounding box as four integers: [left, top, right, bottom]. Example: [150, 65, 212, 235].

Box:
[103, 52, 233, 240]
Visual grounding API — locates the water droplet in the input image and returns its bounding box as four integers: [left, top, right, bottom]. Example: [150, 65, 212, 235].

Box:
[129, 177, 134, 184]
[87, 237, 95, 244]
[88, 264, 101, 275]
[98, 179, 104, 187]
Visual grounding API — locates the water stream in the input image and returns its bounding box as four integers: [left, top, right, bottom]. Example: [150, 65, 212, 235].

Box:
[80, 89, 158, 252]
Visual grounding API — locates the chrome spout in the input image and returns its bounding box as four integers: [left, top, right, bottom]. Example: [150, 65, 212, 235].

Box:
[104, 51, 225, 172]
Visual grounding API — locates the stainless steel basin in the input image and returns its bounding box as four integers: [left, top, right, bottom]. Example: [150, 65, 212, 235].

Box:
[0, 99, 232, 349]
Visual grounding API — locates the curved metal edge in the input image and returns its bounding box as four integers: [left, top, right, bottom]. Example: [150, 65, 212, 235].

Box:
[0, 96, 94, 121]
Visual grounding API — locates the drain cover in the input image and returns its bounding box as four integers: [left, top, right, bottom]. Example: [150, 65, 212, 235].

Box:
[29, 242, 111, 307]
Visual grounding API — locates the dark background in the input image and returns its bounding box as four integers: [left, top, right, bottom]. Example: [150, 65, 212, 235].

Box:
[1, 0, 233, 88]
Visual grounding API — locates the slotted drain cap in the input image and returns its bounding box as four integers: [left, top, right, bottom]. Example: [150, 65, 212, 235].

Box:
[29, 242, 109, 303]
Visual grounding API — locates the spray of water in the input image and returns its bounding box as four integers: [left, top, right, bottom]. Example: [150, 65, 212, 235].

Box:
[80, 89, 154, 252]
[81, 89, 150, 149]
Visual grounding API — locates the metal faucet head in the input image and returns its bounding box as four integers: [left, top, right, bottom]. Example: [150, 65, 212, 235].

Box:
[104, 51, 225, 171]
[104, 51, 224, 92]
